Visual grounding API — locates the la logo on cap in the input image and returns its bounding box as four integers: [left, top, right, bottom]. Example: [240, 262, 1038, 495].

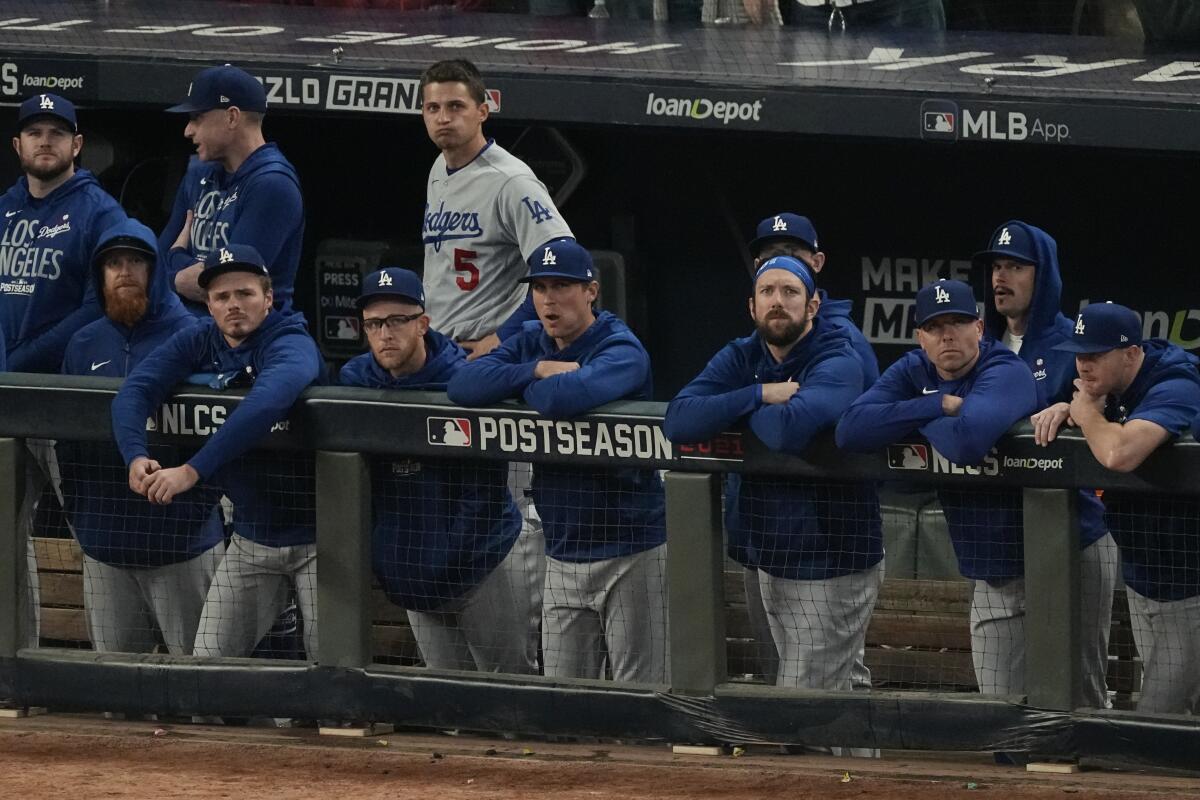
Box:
[934, 285, 951, 304]
[219, 248, 235, 264]
[1075, 315, 1086, 335]
[542, 247, 557, 266]
[997, 227, 1012, 246]
[39, 95, 54, 110]
[378, 272, 393, 287]
[772, 215, 787, 232]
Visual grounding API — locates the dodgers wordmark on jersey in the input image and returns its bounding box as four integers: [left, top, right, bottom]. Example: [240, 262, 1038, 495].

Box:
[422, 141, 572, 342]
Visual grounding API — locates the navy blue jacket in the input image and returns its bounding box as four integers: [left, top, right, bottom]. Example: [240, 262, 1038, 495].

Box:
[59, 219, 222, 567]
[1101, 340, 1200, 601]
[448, 311, 666, 562]
[0, 169, 127, 372]
[112, 309, 322, 547]
[665, 316, 883, 580]
[818, 289, 880, 387]
[837, 338, 1038, 580]
[339, 330, 522, 611]
[982, 221, 1107, 547]
[159, 146, 304, 316]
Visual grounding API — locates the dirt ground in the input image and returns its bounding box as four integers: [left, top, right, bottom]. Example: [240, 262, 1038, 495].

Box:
[1, 714, 1197, 800]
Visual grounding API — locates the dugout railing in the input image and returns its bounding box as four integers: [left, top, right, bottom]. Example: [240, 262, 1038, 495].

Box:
[0, 372, 1198, 769]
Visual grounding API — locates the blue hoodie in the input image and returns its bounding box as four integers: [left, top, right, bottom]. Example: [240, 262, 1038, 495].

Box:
[981, 220, 1107, 548]
[448, 310, 666, 562]
[338, 330, 522, 611]
[111, 308, 322, 547]
[0, 169, 127, 372]
[159, 146, 304, 316]
[818, 289, 880, 387]
[1101, 340, 1200, 601]
[58, 219, 223, 567]
[837, 338, 1039, 580]
[665, 316, 883, 580]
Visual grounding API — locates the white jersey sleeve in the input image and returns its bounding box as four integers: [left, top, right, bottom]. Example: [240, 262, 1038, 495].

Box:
[422, 142, 573, 342]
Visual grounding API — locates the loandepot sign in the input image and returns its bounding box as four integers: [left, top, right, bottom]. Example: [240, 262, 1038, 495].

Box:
[645, 92, 764, 124]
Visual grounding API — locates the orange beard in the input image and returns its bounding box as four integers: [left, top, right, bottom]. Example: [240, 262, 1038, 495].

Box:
[105, 285, 149, 328]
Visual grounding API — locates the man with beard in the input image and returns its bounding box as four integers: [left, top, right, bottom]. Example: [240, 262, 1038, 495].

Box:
[59, 220, 224, 654]
[339, 268, 537, 674]
[0, 93, 126, 654]
[159, 66, 303, 316]
[666, 256, 883, 714]
[977, 220, 1118, 708]
[837, 280, 1040, 698]
[1046, 303, 1200, 714]
[112, 245, 322, 659]
[449, 239, 667, 683]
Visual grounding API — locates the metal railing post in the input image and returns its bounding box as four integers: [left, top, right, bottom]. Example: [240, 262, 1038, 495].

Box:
[0, 438, 26, 660]
[1023, 487, 1081, 710]
[664, 471, 726, 694]
[315, 450, 372, 669]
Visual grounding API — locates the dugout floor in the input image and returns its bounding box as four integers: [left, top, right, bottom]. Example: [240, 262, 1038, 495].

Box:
[1, 713, 1197, 799]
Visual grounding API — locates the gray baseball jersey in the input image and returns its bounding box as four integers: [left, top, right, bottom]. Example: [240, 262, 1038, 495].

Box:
[422, 141, 573, 341]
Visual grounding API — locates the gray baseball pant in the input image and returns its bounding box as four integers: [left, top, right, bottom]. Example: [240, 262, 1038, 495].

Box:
[193, 534, 317, 659]
[407, 523, 542, 674]
[970, 534, 1117, 704]
[1127, 587, 1200, 715]
[16, 439, 63, 649]
[83, 544, 223, 655]
[759, 561, 883, 691]
[542, 543, 669, 684]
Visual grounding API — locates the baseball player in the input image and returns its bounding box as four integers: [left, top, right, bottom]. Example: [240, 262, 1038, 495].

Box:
[665, 256, 883, 705]
[448, 240, 668, 683]
[1044, 303, 1200, 714]
[743, 212, 881, 686]
[58, 219, 223, 654]
[2, 93, 127, 651]
[338, 267, 538, 674]
[837, 280, 1044, 697]
[111, 244, 322, 659]
[420, 57, 574, 650]
[976, 221, 1118, 708]
[159, 66, 304, 317]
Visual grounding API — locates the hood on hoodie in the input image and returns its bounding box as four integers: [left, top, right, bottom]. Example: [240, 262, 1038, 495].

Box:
[91, 218, 182, 324]
[979, 220, 1071, 343]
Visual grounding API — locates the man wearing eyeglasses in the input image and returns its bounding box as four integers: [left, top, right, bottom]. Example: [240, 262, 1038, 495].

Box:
[337, 267, 539, 674]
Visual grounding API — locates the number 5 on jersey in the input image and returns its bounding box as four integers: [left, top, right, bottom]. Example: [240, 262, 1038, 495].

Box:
[454, 248, 479, 291]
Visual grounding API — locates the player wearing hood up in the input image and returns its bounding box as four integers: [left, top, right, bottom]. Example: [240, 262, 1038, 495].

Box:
[977, 221, 1118, 708]
[59, 219, 223, 654]
[1048, 303, 1200, 715]
[159, 65, 304, 317]
[666, 255, 883, 701]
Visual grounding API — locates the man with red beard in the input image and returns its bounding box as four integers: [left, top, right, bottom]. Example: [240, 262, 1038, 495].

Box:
[58, 220, 224, 654]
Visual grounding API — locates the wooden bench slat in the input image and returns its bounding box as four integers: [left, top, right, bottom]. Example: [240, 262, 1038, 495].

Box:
[40, 607, 89, 643]
[866, 612, 972, 651]
[33, 536, 82, 573]
[39, 572, 83, 607]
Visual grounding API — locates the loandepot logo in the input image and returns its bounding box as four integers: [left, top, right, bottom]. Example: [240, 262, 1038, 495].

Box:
[645, 92, 763, 125]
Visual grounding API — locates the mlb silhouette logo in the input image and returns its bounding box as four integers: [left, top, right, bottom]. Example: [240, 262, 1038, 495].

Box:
[887, 443, 929, 471]
[427, 416, 472, 447]
[485, 89, 502, 113]
[920, 100, 959, 141]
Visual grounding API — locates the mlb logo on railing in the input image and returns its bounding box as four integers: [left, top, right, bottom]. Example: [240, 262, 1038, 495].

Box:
[887, 443, 929, 471]
[427, 416, 472, 447]
[485, 89, 502, 113]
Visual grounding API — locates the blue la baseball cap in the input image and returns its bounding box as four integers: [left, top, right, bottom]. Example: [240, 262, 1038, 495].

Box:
[167, 65, 267, 114]
[1052, 303, 1142, 354]
[17, 93, 77, 133]
[358, 267, 425, 309]
[915, 279, 980, 326]
[521, 238, 595, 283]
[198, 244, 270, 288]
[974, 221, 1039, 266]
[749, 213, 819, 254]
[755, 255, 816, 298]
